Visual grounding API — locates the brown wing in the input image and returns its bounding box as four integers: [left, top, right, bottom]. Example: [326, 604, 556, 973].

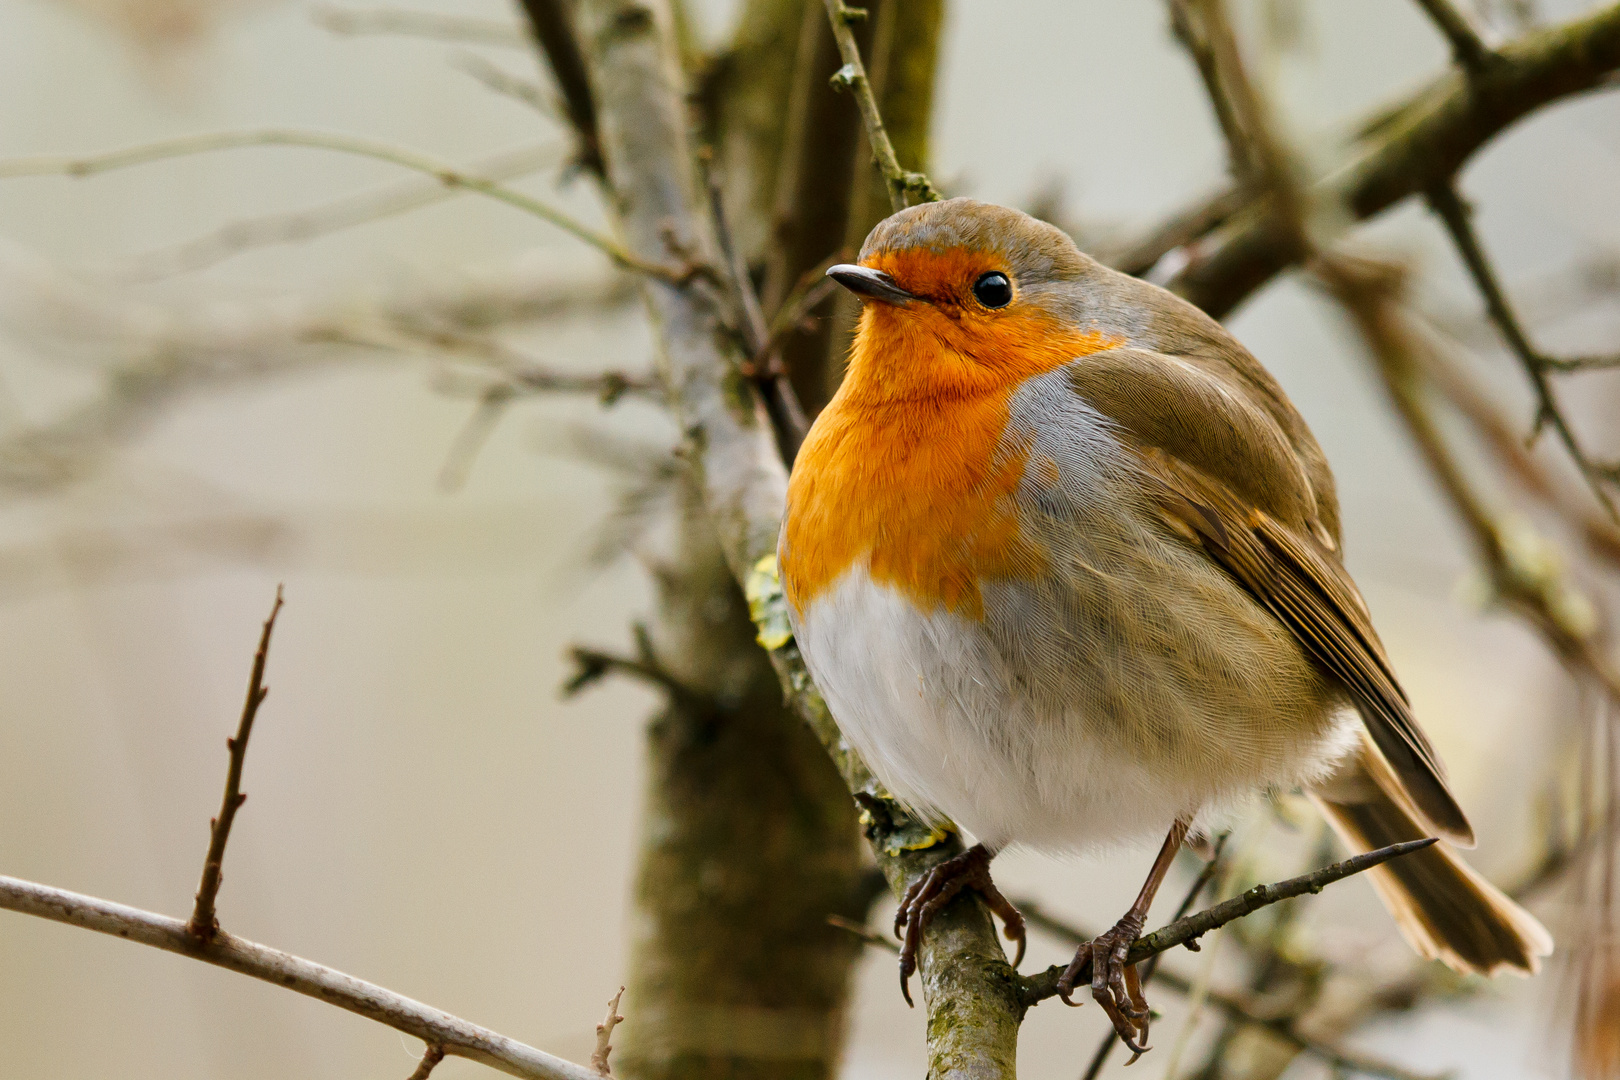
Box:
[1066, 352, 1475, 846]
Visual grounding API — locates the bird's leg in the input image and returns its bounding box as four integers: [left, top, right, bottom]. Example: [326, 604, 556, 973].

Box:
[893, 843, 1026, 1007]
[1057, 818, 1190, 1061]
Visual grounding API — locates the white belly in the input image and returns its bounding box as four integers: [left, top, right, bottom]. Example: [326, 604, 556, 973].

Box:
[791, 565, 1356, 854]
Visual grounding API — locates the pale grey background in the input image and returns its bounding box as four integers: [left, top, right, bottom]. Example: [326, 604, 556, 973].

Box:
[0, 1, 1615, 1077]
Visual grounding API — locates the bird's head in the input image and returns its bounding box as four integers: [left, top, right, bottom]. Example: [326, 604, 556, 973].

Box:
[827, 198, 1118, 402]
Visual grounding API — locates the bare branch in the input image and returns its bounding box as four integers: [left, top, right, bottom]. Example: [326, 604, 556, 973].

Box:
[516, 0, 606, 178]
[1166, 2, 1620, 318]
[820, 0, 940, 212]
[312, 5, 529, 47]
[590, 987, 625, 1075]
[0, 130, 677, 280]
[1413, 0, 1498, 74]
[0, 875, 599, 1080]
[1425, 181, 1618, 520]
[1019, 838, 1439, 1007]
[188, 586, 284, 941]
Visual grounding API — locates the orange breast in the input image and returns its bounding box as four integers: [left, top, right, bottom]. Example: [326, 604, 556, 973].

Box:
[782, 297, 1117, 620]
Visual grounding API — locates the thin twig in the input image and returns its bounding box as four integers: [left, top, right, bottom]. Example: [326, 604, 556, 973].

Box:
[1425, 181, 1618, 521]
[0, 875, 599, 1080]
[590, 987, 625, 1075]
[820, 0, 940, 212]
[312, 5, 529, 47]
[1169, 0, 1256, 183]
[407, 1045, 448, 1080]
[1020, 838, 1438, 1007]
[0, 130, 677, 280]
[1412, 0, 1498, 74]
[1103, 185, 1247, 278]
[188, 587, 284, 942]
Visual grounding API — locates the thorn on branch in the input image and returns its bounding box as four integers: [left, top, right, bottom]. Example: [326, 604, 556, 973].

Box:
[591, 987, 625, 1075]
[188, 585, 284, 942]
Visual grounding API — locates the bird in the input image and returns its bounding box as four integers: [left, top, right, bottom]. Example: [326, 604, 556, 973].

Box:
[777, 197, 1552, 1057]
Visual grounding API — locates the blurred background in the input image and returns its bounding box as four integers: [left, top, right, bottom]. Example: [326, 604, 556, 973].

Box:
[0, 1, 1615, 1077]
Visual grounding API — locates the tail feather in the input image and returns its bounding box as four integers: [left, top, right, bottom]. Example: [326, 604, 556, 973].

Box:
[1309, 737, 1552, 977]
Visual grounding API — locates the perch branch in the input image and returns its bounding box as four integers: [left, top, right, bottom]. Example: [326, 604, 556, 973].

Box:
[188, 586, 284, 941]
[0, 875, 599, 1080]
[1022, 899, 1441, 1080]
[1425, 180, 1618, 519]
[0, 130, 675, 279]
[820, 0, 940, 211]
[1019, 838, 1438, 1006]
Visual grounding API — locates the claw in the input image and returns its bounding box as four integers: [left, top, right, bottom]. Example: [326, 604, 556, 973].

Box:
[1063, 910, 1152, 1055]
[892, 844, 1025, 1006]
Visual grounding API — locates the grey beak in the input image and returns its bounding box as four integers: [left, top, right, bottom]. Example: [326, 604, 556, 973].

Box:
[827, 263, 917, 305]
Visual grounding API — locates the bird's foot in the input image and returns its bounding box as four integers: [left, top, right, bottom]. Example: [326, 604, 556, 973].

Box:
[1056, 910, 1152, 1061]
[893, 843, 1026, 1007]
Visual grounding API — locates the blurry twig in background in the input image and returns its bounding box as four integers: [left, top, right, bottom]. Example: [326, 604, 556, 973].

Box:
[187, 585, 283, 942]
[0, 130, 676, 279]
[450, 53, 557, 118]
[515, 0, 605, 180]
[119, 142, 563, 279]
[311, 5, 529, 48]
[1412, 0, 1498, 75]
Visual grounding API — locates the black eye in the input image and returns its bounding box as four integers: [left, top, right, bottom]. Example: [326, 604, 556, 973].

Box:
[972, 271, 1012, 308]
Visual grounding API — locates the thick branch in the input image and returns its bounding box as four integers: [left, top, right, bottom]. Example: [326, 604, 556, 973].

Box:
[1166, 2, 1620, 318]
[188, 587, 283, 941]
[0, 875, 599, 1080]
[573, 3, 1019, 1077]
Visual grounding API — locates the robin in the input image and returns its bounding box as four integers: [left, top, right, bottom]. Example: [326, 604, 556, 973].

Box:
[778, 198, 1551, 1056]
